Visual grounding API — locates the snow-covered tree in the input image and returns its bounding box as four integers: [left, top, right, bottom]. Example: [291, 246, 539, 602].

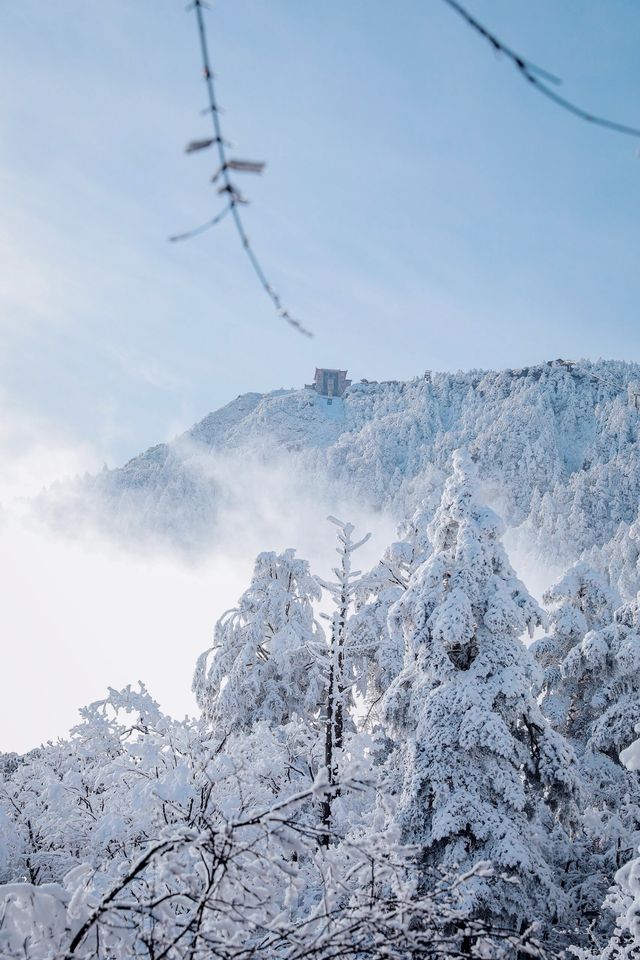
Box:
[559, 595, 640, 762]
[349, 541, 407, 709]
[0, 684, 166, 887]
[585, 515, 640, 608]
[193, 549, 326, 734]
[573, 729, 640, 960]
[562, 594, 640, 879]
[529, 562, 640, 936]
[349, 500, 433, 717]
[382, 450, 579, 936]
[533, 561, 617, 735]
[1, 682, 547, 960]
[608, 731, 640, 956]
[316, 517, 371, 843]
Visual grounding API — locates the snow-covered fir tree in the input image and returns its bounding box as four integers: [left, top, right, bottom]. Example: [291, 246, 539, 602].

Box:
[585, 515, 640, 606]
[193, 549, 326, 734]
[534, 565, 640, 933]
[556, 593, 640, 763]
[576, 729, 640, 960]
[564, 594, 640, 871]
[536, 568, 640, 862]
[611, 731, 640, 956]
[382, 450, 579, 938]
[532, 561, 617, 735]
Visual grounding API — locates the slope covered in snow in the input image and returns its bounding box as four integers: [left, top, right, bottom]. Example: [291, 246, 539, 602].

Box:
[8, 364, 640, 960]
[40, 359, 640, 578]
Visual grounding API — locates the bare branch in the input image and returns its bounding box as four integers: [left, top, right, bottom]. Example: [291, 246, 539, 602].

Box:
[440, 0, 640, 138]
[175, 0, 313, 337]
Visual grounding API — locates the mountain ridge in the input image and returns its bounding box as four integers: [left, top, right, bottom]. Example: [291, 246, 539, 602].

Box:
[39, 358, 640, 577]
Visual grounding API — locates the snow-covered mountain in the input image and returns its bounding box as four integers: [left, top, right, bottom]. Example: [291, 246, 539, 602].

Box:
[41, 359, 640, 576]
[9, 360, 640, 958]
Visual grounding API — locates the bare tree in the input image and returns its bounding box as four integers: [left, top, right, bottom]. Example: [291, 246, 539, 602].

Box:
[316, 517, 371, 846]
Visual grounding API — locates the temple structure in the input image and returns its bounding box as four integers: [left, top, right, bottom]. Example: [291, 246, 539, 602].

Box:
[306, 368, 351, 398]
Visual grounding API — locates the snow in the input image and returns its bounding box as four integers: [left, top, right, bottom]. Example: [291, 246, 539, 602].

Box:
[38, 360, 640, 579]
[4, 360, 640, 956]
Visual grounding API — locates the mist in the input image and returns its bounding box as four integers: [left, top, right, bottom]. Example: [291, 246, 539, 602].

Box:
[0, 419, 396, 754]
[0, 398, 564, 754]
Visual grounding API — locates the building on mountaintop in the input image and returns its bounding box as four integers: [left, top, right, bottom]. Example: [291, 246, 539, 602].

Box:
[306, 368, 351, 398]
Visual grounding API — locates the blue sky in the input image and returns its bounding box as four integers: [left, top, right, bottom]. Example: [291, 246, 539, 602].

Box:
[2, 0, 640, 466]
[2, 0, 640, 748]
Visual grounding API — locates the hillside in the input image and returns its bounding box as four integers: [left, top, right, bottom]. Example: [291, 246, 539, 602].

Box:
[40, 359, 640, 580]
[10, 359, 640, 959]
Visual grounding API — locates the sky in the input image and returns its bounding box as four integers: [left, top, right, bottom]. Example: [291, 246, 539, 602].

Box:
[1, 0, 639, 750]
[2, 0, 640, 465]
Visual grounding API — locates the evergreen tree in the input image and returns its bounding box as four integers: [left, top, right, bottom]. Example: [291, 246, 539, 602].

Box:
[532, 561, 616, 735]
[562, 595, 640, 838]
[193, 549, 326, 734]
[382, 450, 579, 934]
[585, 515, 640, 608]
[578, 730, 640, 960]
[534, 568, 640, 936]
[583, 598, 640, 762]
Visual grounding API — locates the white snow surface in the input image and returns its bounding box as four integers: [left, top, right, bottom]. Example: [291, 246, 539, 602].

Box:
[39, 360, 640, 582]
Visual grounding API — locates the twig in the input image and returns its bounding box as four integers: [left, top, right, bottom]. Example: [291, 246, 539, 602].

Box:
[169, 205, 231, 243]
[176, 0, 313, 338]
[440, 0, 640, 138]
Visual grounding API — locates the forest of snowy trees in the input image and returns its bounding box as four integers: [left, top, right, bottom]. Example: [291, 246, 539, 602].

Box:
[41, 360, 640, 569]
[3, 444, 640, 958]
